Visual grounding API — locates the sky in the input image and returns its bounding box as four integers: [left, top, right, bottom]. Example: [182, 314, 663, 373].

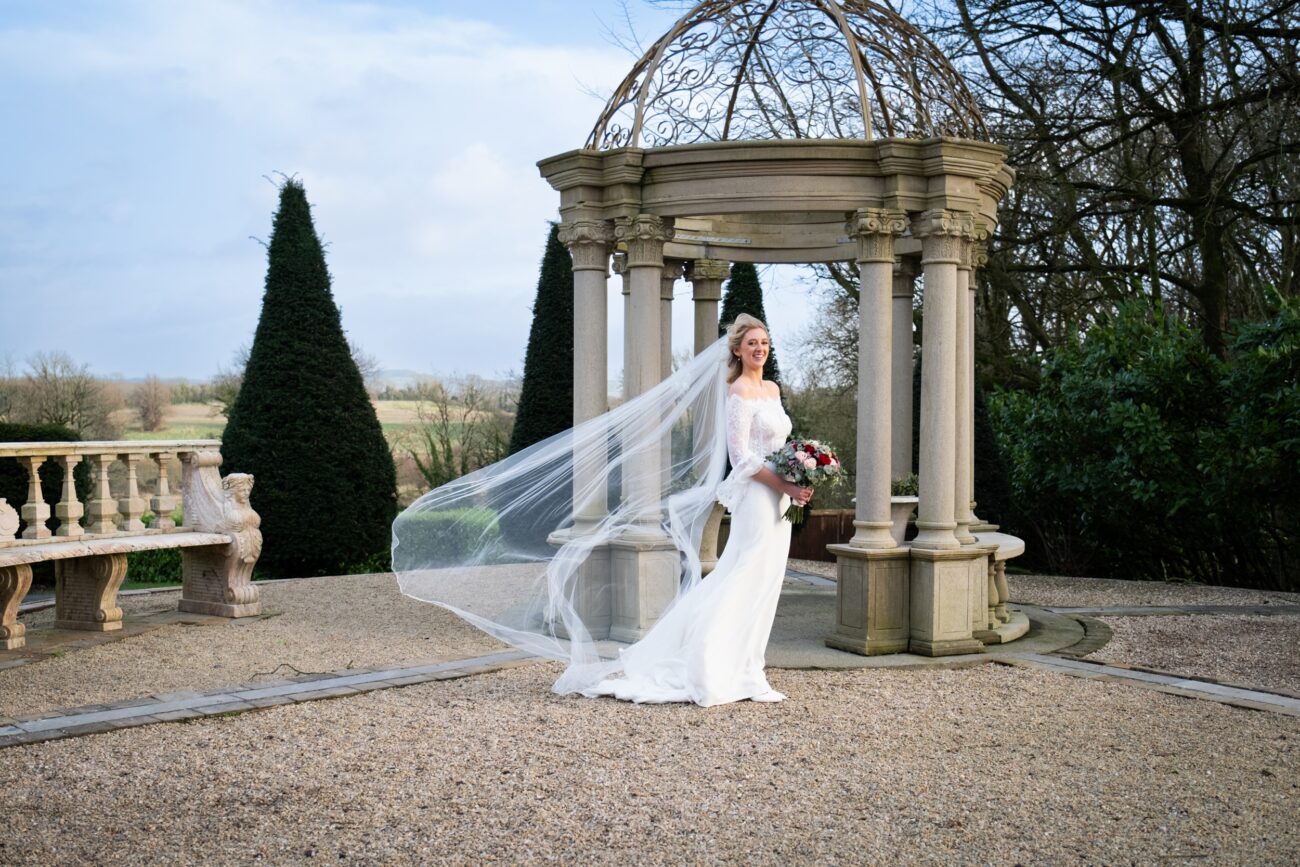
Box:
[0, 0, 816, 384]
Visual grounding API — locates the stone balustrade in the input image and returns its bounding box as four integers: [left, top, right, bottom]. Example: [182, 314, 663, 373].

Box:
[0, 440, 262, 650]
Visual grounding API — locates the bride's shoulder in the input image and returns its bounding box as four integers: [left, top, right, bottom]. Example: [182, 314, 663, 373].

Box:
[727, 380, 781, 402]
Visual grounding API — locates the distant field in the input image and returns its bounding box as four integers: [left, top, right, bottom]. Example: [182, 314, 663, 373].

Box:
[117, 401, 438, 441]
[114, 402, 497, 504]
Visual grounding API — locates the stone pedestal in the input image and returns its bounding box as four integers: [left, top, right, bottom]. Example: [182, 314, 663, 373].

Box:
[547, 531, 613, 641]
[908, 546, 985, 656]
[609, 534, 681, 643]
[826, 543, 911, 655]
[55, 553, 127, 631]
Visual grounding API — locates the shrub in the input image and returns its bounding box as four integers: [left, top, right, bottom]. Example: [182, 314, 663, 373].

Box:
[221, 178, 396, 577]
[509, 224, 574, 456]
[990, 299, 1299, 590]
[394, 507, 502, 568]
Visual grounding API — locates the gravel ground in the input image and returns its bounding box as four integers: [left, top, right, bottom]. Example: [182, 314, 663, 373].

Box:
[1008, 574, 1299, 608]
[2, 662, 1297, 865]
[1091, 614, 1300, 694]
[3, 574, 503, 717]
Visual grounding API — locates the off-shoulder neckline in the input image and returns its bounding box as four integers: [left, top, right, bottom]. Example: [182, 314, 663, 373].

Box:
[727, 392, 780, 403]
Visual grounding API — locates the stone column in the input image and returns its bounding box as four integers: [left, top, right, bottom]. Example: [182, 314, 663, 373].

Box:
[19, 457, 50, 540]
[660, 260, 683, 383]
[907, 209, 983, 657]
[967, 233, 993, 531]
[608, 214, 679, 642]
[558, 220, 614, 529]
[891, 258, 918, 481]
[686, 258, 729, 575]
[613, 252, 630, 400]
[687, 259, 728, 354]
[911, 209, 973, 551]
[954, 239, 976, 546]
[617, 215, 672, 400]
[847, 208, 908, 549]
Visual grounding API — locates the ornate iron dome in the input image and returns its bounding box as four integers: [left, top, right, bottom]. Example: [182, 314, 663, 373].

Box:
[587, 0, 986, 150]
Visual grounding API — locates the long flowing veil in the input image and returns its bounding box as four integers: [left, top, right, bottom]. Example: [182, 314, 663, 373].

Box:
[393, 338, 732, 694]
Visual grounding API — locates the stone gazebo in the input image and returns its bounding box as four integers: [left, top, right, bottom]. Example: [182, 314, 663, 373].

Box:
[538, 0, 1027, 656]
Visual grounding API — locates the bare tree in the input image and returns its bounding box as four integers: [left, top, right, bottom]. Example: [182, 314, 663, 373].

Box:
[19, 351, 119, 436]
[406, 380, 512, 491]
[129, 375, 170, 432]
[917, 0, 1300, 360]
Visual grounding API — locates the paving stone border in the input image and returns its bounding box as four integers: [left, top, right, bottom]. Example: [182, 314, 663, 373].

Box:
[1003, 654, 1300, 716]
[1046, 603, 1300, 617]
[1051, 614, 1114, 659]
[0, 649, 535, 750]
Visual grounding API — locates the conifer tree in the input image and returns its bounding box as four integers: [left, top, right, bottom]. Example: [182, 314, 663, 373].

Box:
[508, 223, 574, 455]
[718, 262, 783, 384]
[222, 178, 395, 577]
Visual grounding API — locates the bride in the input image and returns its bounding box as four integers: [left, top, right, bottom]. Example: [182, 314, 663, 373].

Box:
[392, 313, 811, 707]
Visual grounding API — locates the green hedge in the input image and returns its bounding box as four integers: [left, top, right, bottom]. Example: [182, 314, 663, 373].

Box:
[394, 507, 503, 568]
[990, 299, 1299, 590]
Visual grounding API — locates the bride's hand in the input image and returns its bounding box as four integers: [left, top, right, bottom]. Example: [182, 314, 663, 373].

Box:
[788, 484, 813, 506]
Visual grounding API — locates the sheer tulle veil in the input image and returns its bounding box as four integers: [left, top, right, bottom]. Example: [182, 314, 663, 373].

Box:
[392, 337, 733, 694]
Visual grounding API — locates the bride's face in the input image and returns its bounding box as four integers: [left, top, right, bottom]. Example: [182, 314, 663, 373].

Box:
[735, 327, 770, 374]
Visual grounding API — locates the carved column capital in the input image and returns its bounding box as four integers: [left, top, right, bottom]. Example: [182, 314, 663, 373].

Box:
[892, 257, 919, 299]
[557, 220, 613, 272]
[686, 258, 730, 283]
[968, 222, 991, 271]
[661, 259, 685, 300]
[913, 209, 975, 265]
[846, 207, 909, 263]
[615, 214, 674, 268]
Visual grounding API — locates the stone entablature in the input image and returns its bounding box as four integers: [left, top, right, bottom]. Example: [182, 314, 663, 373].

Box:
[539, 138, 1013, 265]
[0, 441, 263, 650]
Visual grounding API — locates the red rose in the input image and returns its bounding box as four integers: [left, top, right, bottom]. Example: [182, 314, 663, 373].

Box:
[817, 453, 831, 465]
[803, 444, 816, 454]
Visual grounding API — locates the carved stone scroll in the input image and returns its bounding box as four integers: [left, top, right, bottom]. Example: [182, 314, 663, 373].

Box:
[55, 553, 127, 631]
[1, 563, 33, 649]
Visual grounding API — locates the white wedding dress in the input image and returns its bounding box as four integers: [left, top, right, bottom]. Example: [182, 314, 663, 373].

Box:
[583, 393, 794, 706]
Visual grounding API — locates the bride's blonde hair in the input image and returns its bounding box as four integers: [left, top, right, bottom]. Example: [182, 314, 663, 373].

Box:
[725, 313, 769, 384]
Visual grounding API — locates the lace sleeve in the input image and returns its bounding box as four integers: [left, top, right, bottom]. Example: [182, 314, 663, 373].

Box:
[715, 397, 766, 510]
[725, 396, 764, 481]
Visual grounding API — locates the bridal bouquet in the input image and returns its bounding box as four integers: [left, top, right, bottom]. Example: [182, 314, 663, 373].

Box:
[766, 439, 845, 524]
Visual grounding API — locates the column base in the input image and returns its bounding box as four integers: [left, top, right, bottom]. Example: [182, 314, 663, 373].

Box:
[608, 534, 680, 644]
[825, 544, 910, 656]
[910, 522, 962, 550]
[908, 635, 985, 657]
[848, 520, 897, 550]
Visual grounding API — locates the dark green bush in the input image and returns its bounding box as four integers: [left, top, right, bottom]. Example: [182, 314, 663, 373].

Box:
[125, 548, 182, 584]
[0, 423, 90, 534]
[221, 178, 397, 577]
[509, 223, 574, 456]
[395, 508, 502, 568]
[990, 299, 1299, 590]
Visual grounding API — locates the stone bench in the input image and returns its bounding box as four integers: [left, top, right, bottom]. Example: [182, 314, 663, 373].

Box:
[0, 441, 262, 650]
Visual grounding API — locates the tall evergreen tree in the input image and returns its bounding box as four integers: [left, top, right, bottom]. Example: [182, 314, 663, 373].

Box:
[222, 178, 395, 577]
[718, 262, 782, 384]
[509, 223, 574, 455]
